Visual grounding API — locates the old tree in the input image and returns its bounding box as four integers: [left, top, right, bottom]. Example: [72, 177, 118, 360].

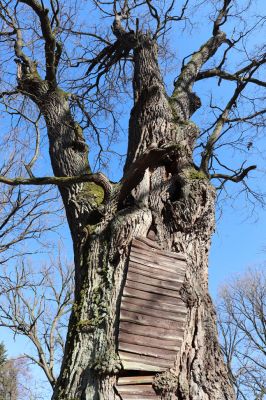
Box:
[0, 0, 265, 398]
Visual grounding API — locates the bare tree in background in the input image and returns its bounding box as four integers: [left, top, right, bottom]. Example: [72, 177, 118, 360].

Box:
[217, 268, 266, 400]
[0, 253, 74, 389]
[0, 0, 265, 398]
[0, 136, 63, 264]
[0, 354, 46, 400]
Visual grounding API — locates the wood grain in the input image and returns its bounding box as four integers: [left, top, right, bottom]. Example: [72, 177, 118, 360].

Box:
[120, 321, 184, 340]
[118, 236, 187, 373]
[128, 262, 184, 282]
[125, 279, 182, 299]
[119, 331, 181, 351]
[123, 286, 184, 306]
[121, 301, 186, 322]
[133, 237, 186, 261]
[122, 295, 187, 314]
[121, 360, 164, 372]
[129, 254, 184, 275]
[120, 309, 185, 330]
[119, 351, 173, 368]
[126, 271, 182, 290]
[117, 385, 156, 394]
[116, 396, 159, 400]
[117, 376, 155, 385]
[130, 248, 186, 273]
[119, 341, 177, 359]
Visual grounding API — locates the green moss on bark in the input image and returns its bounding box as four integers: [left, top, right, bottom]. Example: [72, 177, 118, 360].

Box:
[82, 182, 105, 206]
[186, 167, 207, 180]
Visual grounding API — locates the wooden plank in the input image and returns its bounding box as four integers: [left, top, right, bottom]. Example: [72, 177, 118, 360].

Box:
[123, 286, 185, 306]
[117, 393, 158, 400]
[121, 296, 187, 315]
[133, 237, 186, 261]
[119, 351, 173, 368]
[119, 331, 181, 351]
[132, 236, 161, 249]
[130, 248, 186, 273]
[129, 254, 182, 276]
[117, 385, 156, 394]
[120, 321, 184, 340]
[117, 236, 188, 374]
[125, 279, 181, 299]
[117, 376, 155, 385]
[132, 240, 186, 264]
[121, 301, 186, 322]
[118, 395, 159, 400]
[129, 262, 184, 283]
[126, 271, 182, 291]
[119, 341, 177, 360]
[120, 309, 185, 330]
[134, 237, 186, 262]
[130, 253, 185, 275]
[121, 360, 163, 372]
[122, 295, 187, 315]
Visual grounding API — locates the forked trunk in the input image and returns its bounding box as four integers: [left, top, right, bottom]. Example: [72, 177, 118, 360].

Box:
[49, 35, 235, 400]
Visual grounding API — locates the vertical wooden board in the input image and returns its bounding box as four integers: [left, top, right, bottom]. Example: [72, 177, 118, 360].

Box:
[118, 236, 187, 372]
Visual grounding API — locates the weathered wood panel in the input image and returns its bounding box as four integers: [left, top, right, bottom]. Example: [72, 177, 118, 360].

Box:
[126, 271, 182, 290]
[121, 301, 186, 321]
[117, 376, 154, 385]
[119, 342, 177, 359]
[117, 395, 159, 400]
[120, 321, 184, 340]
[118, 237, 187, 372]
[117, 385, 156, 394]
[116, 236, 187, 399]
[120, 309, 185, 330]
[119, 332, 181, 351]
[132, 237, 186, 261]
[121, 296, 187, 314]
[128, 263, 184, 282]
[119, 351, 173, 369]
[123, 287, 183, 306]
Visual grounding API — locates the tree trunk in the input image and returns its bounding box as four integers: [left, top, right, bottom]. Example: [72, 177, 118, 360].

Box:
[16, 31, 234, 400]
[48, 35, 235, 400]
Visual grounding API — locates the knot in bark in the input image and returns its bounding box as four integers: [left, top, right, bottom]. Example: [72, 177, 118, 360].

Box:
[153, 371, 179, 398]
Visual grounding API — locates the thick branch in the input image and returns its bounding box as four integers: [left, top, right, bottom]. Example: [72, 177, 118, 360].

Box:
[196, 68, 266, 88]
[169, 1, 235, 121]
[200, 81, 248, 174]
[174, 33, 227, 94]
[210, 165, 256, 184]
[19, 0, 60, 84]
[0, 173, 112, 203]
[119, 143, 180, 203]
